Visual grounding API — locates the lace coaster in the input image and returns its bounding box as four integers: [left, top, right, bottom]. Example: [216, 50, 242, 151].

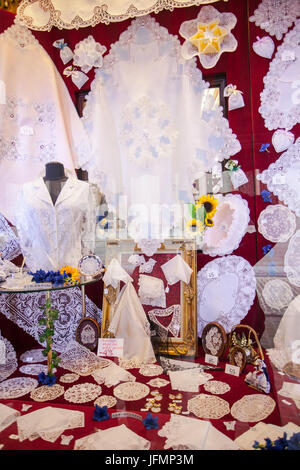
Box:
[113, 382, 150, 401]
[231, 394, 276, 422]
[94, 395, 117, 409]
[64, 383, 102, 404]
[59, 341, 111, 376]
[19, 364, 51, 376]
[59, 373, 80, 384]
[20, 349, 46, 364]
[147, 378, 170, 388]
[0, 377, 38, 399]
[138, 364, 163, 377]
[30, 384, 65, 402]
[188, 394, 230, 419]
[203, 381, 231, 395]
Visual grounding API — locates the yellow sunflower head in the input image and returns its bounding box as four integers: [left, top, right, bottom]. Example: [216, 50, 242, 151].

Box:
[205, 215, 214, 227]
[60, 265, 80, 284]
[196, 194, 219, 217]
[185, 218, 205, 235]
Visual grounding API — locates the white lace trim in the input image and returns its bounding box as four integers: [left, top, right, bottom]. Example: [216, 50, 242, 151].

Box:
[257, 204, 296, 243]
[148, 304, 181, 339]
[1, 21, 40, 48]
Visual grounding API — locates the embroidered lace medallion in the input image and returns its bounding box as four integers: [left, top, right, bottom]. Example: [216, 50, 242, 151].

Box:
[231, 394, 276, 422]
[187, 394, 230, 419]
[64, 383, 102, 404]
[113, 382, 150, 401]
[30, 384, 64, 402]
[0, 377, 38, 399]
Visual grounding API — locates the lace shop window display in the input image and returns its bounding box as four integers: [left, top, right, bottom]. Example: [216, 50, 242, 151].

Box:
[101, 239, 198, 359]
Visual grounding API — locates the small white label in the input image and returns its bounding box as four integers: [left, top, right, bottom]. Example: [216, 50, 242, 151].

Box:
[0, 80, 6, 105]
[281, 50, 295, 61]
[20, 126, 34, 136]
[272, 174, 286, 184]
[97, 338, 124, 357]
[225, 363, 240, 377]
[205, 354, 218, 366]
[206, 268, 219, 279]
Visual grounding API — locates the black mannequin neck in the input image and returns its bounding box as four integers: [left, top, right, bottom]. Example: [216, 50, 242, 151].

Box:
[44, 162, 66, 181]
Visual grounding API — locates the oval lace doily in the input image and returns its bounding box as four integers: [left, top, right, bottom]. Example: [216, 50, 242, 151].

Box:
[258, 205, 296, 243]
[0, 377, 38, 399]
[113, 382, 150, 401]
[187, 394, 230, 419]
[147, 378, 170, 388]
[19, 364, 51, 376]
[64, 383, 102, 403]
[94, 395, 117, 409]
[30, 384, 65, 402]
[197, 256, 256, 336]
[284, 229, 300, 287]
[20, 349, 47, 364]
[59, 373, 80, 384]
[0, 333, 18, 382]
[203, 380, 231, 395]
[231, 394, 276, 422]
[138, 364, 163, 377]
[262, 279, 294, 310]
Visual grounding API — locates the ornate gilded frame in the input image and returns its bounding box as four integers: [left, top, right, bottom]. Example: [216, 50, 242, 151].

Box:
[101, 238, 197, 357]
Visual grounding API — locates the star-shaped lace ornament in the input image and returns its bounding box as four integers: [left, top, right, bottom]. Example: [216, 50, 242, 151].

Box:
[189, 19, 228, 54]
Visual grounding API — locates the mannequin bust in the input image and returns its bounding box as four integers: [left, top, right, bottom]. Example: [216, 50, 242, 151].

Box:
[44, 162, 68, 205]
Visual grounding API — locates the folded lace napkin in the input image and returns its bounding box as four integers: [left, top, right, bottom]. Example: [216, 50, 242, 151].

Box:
[168, 368, 213, 392]
[74, 424, 150, 450]
[0, 403, 20, 432]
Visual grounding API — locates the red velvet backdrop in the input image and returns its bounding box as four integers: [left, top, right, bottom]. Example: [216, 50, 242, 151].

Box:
[1, 0, 298, 352]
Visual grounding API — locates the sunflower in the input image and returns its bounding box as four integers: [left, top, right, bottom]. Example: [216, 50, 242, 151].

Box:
[60, 265, 81, 285]
[205, 215, 214, 227]
[185, 218, 205, 235]
[196, 194, 219, 217]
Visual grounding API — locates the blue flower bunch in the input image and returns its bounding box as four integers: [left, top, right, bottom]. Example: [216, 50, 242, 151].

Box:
[29, 269, 66, 286]
[253, 432, 300, 450]
[262, 244, 273, 255]
[261, 190, 272, 203]
[142, 412, 159, 430]
[92, 405, 110, 422]
[38, 372, 57, 386]
[259, 143, 270, 153]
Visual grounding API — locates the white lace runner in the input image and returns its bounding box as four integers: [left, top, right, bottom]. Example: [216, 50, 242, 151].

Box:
[16, 406, 84, 443]
[0, 333, 18, 383]
[0, 377, 38, 399]
[231, 394, 276, 422]
[59, 341, 111, 376]
[59, 373, 80, 384]
[169, 369, 213, 393]
[19, 364, 50, 376]
[147, 378, 170, 388]
[94, 395, 117, 409]
[203, 380, 230, 395]
[262, 279, 294, 310]
[0, 403, 20, 433]
[91, 363, 136, 387]
[113, 382, 150, 401]
[138, 364, 163, 377]
[74, 424, 151, 450]
[284, 230, 300, 286]
[148, 305, 181, 339]
[258, 204, 296, 243]
[187, 394, 230, 419]
[197, 255, 256, 336]
[0, 214, 21, 261]
[258, 21, 300, 131]
[249, 0, 300, 40]
[64, 383, 102, 404]
[30, 384, 64, 402]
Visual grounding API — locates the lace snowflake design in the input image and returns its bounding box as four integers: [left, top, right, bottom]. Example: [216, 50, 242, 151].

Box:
[258, 20, 300, 131]
[187, 393, 230, 419]
[64, 383, 102, 403]
[113, 381, 150, 401]
[249, 0, 300, 41]
[231, 394, 276, 422]
[0, 377, 38, 399]
[257, 204, 296, 243]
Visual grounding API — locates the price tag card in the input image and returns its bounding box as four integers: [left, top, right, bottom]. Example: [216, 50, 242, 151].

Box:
[205, 354, 219, 366]
[206, 267, 219, 279]
[20, 126, 34, 136]
[281, 50, 295, 62]
[272, 174, 286, 185]
[97, 338, 124, 357]
[225, 363, 240, 377]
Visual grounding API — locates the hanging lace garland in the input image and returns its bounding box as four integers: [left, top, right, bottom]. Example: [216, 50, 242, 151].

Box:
[249, 0, 300, 41]
[258, 20, 300, 131]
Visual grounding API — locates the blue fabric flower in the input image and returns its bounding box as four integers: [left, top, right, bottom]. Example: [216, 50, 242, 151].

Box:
[261, 190, 272, 203]
[92, 405, 110, 422]
[262, 244, 273, 255]
[38, 372, 57, 386]
[29, 269, 66, 286]
[287, 432, 300, 450]
[259, 143, 270, 153]
[253, 432, 300, 450]
[142, 412, 159, 430]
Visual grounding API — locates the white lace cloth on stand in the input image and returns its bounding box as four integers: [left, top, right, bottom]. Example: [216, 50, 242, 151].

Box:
[0, 403, 20, 433]
[74, 424, 151, 450]
[197, 255, 256, 336]
[158, 414, 239, 450]
[258, 20, 300, 131]
[249, 0, 300, 41]
[16, 406, 84, 443]
[81, 15, 241, 231]
[0, 20, 91, 223]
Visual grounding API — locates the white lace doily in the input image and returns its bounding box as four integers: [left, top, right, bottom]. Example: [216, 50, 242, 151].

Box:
[94, 395, 117, 409]
[64, 383, 102, 404]
[0, 377, 38, 399]
[30, 384, 64, 402]
[20, 349, 46, 364]
[231, 394, 276, 422]
[59, 341, 111, 376]
[258, 20, 300, 131]
[249, 0, 300, 41]
[113, 382, 150, 401]
[262, 279, 294, 309]
[284, 229, 300, 286]
[147, 378, 170, 388]
[179, 5, 238, 69]
[19, 364, 50, 376]
[59, 373, 80, 384]
[197, 256, 257, 336]
[187, 394, 230, 419]
[0, 333, 18, 383]
[202, 194, 250, 257]
[257, 139, 300, 216]
[73, 36, 107, 73]
[258, 204, 296, 243]
[138, 364, 163, 377]
[0, 214, 21, 261]
[148, 305, 181, 339]
[203, 380, 231, 395]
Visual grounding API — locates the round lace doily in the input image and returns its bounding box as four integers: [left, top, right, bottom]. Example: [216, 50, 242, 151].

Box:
[257, 205, 296, 243]
[94, 395, 117, 409]
[113, 382, 150, 401]
[187, 394, 230, 419]
[138, 364, 163, 377]
[0, 334, 18, 382]
[147, 378, 170, 388]
[231, 394, 276, 422]
[59, 373, 80, 384]
[30, 384, 65, 402]
[19, 364, 51, 376]
[262, 279, 294, 310]
[20, 349, 46, 364]
[203, 380, 231, 395]
[0, 377, 38, 399]
[64, 383, 102, 403]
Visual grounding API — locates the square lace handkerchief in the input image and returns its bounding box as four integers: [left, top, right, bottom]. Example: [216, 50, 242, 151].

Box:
[138, 274, 166, 308]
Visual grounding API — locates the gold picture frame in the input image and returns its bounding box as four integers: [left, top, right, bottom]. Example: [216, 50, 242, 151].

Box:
[101, 238, 198, 357]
